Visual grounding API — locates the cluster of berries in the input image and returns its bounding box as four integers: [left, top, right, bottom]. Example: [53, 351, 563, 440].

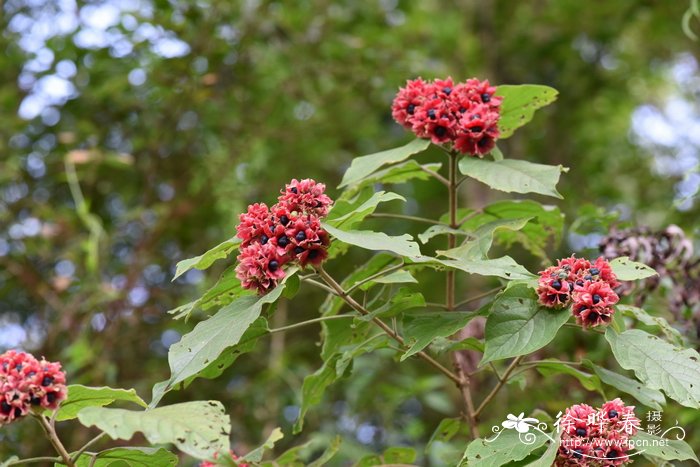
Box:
[556, 399, 640, 466]
[0, 350, 67, 425]
[537, 256, 621, 328]
[201, 450, 248, 467]
[235, 179, 333, 294]
[391, 77, 502, 156]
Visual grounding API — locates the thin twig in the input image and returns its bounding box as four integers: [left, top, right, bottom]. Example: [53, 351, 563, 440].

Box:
[454, 286, 504, 309]
[474, 356, 524, 418]
[418, 164, 450, 187]
[71, 432, 107, 463]
[345, 262, 406, 294]
[367, 213, 450, 226]
[300, 277, 338, 295]
[316, 266, 461, 385]
[34, 414, 74, 467]
[268, 314, 356, 334]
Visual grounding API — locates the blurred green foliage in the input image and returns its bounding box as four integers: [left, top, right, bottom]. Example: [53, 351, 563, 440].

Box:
[1, 0, 698, 464]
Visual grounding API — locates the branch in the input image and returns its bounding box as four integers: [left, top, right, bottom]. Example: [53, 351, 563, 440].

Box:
[71, 431, 108, 463]
[315, 266, 461, 385]
[33, 414, 75, 467]
[474, 356, 524, 418]
[454, 286, 504, 309]
[268, 314, 357, 334]
[418, 164, 450, 187]
[367, 213, 449, 226]
[345, 262, 406, 294]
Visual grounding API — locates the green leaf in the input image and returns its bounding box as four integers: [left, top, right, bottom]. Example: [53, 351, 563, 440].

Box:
[0, 457, 19, 467]
[459, 158, 568, 199]
[418, 255, 537, 281]
[402, 311, 476, 360]
[71, 447, 178, 467]
[524, 432, 561, 467]
[173, 237, 240, 280]
[633, 430, 699, 464]
[496, 84, 559, 138]
[418, 224, 468, 244]
[460, 429, 549, 467]
[609, 257, 658, 280]
[294, 355, 341, 434]
[460, 200, 564, 260]
[617, 305, 683, 345]
[438, 217, 532, 260]
[345, 160, 442, 195]
[308, 436, 342, 467]
[359, 287, 425, 321]
[532, 360, 601, 392]
[383, 447, 416, 463]
[606, 328, 700, 408]
[427, 418, 463, 452]
[323, 223, 421, 258]
[151, 284, 285, 407]
[481, 284, 570, 365]
[241, 427, 284, 462]
[77, 401, 230, 460]
[51, 385, 146, 421]
[338, 138, 430, 188]
[584, 360, 665, 410]
[358, 270, 417, 290]
[326, 191, 405, 230]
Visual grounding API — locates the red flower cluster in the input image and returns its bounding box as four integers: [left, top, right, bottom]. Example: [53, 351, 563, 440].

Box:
[235, 179, 332, 294]
[200, 450, 248, 467]
[391, 77, 502, 156]
[556, 399, 640, 466]
[537, 256, 621, 328]
[0, 350, 67, 425]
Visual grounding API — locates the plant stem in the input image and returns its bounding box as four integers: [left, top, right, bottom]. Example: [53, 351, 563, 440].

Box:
[446, 150, 480, 439]
[345, 262, 406, 294]
[315, 266, 461, 385]
[418, 164, 450, 187]
[474, 356, 523, 418]
[34, 414, 75, 467]
[268, 314, 356, 334]
[454, 286, 504, 309]
[71, 432, 107, 463]
[6, 456, 62, 465]
[300, 277, 338, 295]
[367, 212, 450, 226]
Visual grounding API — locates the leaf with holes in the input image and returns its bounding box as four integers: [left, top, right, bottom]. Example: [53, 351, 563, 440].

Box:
[77, 401, 230, 460]
[496, 84, 559, 138]
[609, 257, 657, 280]
[606, 328, 700, 408]
[634, 431, 699, 464]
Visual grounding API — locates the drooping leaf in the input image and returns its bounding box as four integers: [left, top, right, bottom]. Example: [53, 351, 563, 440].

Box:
[584, 360, 665, 410]
[241, 428, 284, 463]
[460, 429, 549, 467]
[459, 158, 567, 199]
[50, 385, 146, 421]
[77, 401, 230, 460]
[609, 257, 657, 280]
[606, 328, 700, 408]
[438, 217, 532, 260]
[70, 447, 178, 467]
[633, 430, 699, 464]
[496, 84, 559, 138]
[418, 224, 469, 244]
[531, 360, 601, 392]
[338, 138, 430, 188]
[617, 305, 683, 345]
[151, 284, 286, 407]
[323, 223, 421, 258]
[173, 237, 240, 280]
[402, 311, 476, 360]
[419, 255, 537, 281]
[481, 284, 569, 365]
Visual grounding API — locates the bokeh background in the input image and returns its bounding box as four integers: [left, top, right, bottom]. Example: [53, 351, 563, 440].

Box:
[1, 0, 699, 464]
